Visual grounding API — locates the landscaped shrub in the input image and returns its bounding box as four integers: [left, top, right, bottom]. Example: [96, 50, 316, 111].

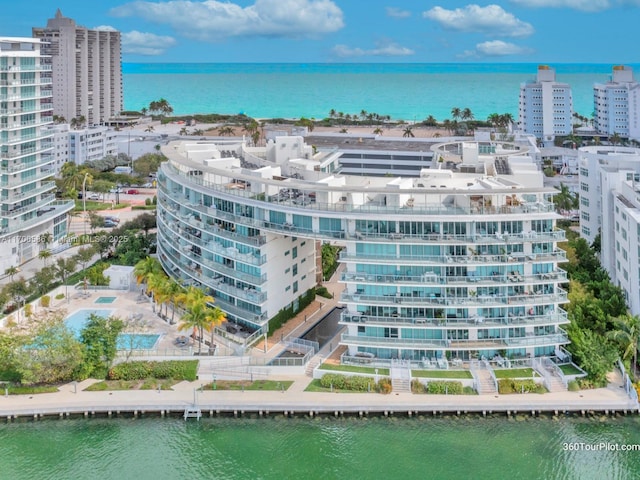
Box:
[40, 295, 50, 308]
[498, 379, 545, 394]
[377, 377, 392, 394]
[411, 379, 427, 394]
[426, 380, 463, 395]
[55, 293, 65, 300]
[315, 286, 333, 299]
[318, 373, 375, 392]
[568, 380, 580, 392]
[107, 360, 198, 381]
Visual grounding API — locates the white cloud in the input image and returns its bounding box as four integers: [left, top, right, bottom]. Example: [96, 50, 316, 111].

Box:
[423, 4, 534, 37]
[332, 41, 415, 57]
[122, 30, 177, 55]
[475, 40, 532, 56]
[93, 25, 118, 32]
[386, 7, 411, 18]
[111, 0, 344, 40]
[509, 0, 611, 11]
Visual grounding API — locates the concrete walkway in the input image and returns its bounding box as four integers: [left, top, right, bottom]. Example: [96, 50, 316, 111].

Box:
[1, 371, 637, 418]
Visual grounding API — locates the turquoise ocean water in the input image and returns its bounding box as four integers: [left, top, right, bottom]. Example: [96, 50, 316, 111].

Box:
[2, 416, 640, 479]
[123, 63, 640, 122]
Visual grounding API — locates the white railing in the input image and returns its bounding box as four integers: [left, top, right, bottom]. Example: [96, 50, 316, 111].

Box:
[618, 359, 639, 406]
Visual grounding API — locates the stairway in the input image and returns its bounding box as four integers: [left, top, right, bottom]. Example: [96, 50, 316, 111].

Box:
[544, 373, 567, 392]
[391, 377, 411, 393]
[305, 357, 321, 377]
[390, 360, 412, 393]
[475, 368, 497, 395]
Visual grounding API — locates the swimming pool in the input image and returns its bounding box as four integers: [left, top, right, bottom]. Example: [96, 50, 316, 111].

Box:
[117, 334, 161, 350]
[95, 296, 116, 304]
[64, 309, 160, 350]
[65, 309, 115, 334]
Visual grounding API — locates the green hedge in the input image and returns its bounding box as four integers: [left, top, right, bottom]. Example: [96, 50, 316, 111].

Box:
[319, 373, 389, 393]
[426, 380, 464, 395]
[498, 379, 546, 394]
[267, 288, 316, 336]
[107, 360, 198, 381]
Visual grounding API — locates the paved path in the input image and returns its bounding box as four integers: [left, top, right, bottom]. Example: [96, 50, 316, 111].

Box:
[1, 370, 637, 418]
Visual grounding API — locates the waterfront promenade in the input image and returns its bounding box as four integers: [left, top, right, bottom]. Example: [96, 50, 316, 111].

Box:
[1, 370, 637, 420]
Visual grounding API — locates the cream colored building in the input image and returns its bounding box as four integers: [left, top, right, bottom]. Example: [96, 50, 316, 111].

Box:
[33, 10, 123, 126]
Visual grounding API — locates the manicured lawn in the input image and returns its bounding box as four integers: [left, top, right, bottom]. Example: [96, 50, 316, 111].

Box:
[4, 384, 59, 395]
[84, 379, 178, 391]
[559, 364, 584, 376]
[494, 368, 536, 379]
[200, 380, 293, 391]
[411, 370, 473, 379]
[74, 200, 130, 211]
[319, 364, 390, 375]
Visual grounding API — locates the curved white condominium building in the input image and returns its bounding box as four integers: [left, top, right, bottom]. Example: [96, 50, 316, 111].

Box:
[157, 137, 569, 365]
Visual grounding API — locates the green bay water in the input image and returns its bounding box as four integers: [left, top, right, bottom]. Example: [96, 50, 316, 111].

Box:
[2, 416, 640, 479]
[122, 63, 640, 121]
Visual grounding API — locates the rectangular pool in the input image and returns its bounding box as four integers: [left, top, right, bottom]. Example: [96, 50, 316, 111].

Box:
[65, 309, 116, 334]
[117, 334, 161, 350]
[65, 309, 160, 350]
[95, 296, 116, 304]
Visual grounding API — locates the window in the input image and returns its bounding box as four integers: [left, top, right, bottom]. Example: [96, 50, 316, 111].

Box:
[292, 247, 298, 259]
[293, 281, 298, 293]
[293, 264, 298, 276]
[284, 250, 290, 256]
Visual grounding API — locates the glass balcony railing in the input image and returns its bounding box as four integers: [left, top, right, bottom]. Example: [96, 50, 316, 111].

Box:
[339, 251, 567, 265]
[341, 270, 567, 286]
[339, 310, 569, 328]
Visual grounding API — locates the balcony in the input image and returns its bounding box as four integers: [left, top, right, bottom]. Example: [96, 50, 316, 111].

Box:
[341, 289, 568, 307]
[341, 270, 567, 286]
[339, 310, 569, 328]
[0, 200, 74, 237]
[5, 181, 56, 202]
[1, 194, 56, 217]
[1, 169, 55, 188]
[340, 251, 567, 265]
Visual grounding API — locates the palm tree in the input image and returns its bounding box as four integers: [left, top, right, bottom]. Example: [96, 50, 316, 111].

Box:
[403, 126, 415, 138]
[373, 127, 383, 135]
[206, 306, 226, 350]
[609, 132, 622, 146]
[607, 315, 640, 376]
[145, 125, 155, 133]
[148, 273, 170, 317]
[360, 109, 367, 123]
[487, 113, 500, 128]
[165, 279, 185, 324]
[218, 126, 235, 136]
[451, 107, 461, 122]
[339, 128, 348, 134]
[461, 108, 474, 122]
[140, 107, 148, 116]
[442, 119, 453, 135]
[134, 257, 163, 288]
[38, 232, 52, 249]
[179, 127, 188, 136]
[4, 265, 18, 281]
[553, 183, 577, 214]
[328, 109, 336, 119]
[38, 249, 52, 266]
[176, 286, 215, 353]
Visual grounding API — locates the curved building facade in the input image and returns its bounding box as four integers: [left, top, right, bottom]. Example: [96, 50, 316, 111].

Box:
[157, 137, 569, 364]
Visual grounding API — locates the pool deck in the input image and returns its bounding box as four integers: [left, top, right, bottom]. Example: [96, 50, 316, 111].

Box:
[49, 289, 189, 353]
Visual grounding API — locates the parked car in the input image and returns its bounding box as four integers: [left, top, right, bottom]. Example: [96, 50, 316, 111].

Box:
[109, 188, 122, 193]
[126, 189, 139, 195]
[104, 215, 120, 223]
[142, 182, 155, 188]
[88, 193, 100, 200]
[103, 220, 118, 228]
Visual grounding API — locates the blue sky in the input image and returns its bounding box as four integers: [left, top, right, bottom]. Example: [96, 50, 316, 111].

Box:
[2, 0, 639, 63]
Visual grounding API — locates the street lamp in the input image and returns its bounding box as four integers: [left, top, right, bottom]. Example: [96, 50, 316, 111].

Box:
[82, 172, 89, 238]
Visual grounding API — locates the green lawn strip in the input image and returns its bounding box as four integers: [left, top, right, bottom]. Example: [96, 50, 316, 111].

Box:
[84, 379, 178, 391]
[4, 384, 59, 395]
[318, 364, 389, 375]
[411, 369, 473, 379]
[559, 364, 584, 376]
[303, 379, 369, 393]
[74, 200, 130, 211]
[493, 368, 536, 379]
[200, 380, 294, 391]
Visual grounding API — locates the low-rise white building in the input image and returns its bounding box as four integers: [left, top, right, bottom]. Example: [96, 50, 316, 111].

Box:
[594, 66, 640, 141]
